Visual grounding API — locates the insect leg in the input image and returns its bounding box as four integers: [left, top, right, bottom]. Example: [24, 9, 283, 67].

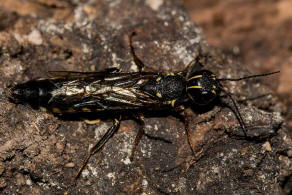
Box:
[172, 106, 195, 155]
[129, 32, 145, 72]
[181, 59, 195, 77]
[183, 54, 205, 79]
[130, 113, 145, 161]
[74, 116, 121, 179]
[219, 86, 248, 137]
[183, 111, 196, 156]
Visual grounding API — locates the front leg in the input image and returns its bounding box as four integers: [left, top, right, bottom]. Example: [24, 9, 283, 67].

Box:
[173, 106, 195, 156]
[181, 54, 205, 79]
[182, 111, 196, 156]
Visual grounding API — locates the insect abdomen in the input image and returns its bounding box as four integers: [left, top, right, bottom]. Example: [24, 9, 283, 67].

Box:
[9, 80, 57, 107]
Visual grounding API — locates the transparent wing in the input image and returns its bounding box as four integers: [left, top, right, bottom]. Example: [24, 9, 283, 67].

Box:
[48, 69, 118, 80]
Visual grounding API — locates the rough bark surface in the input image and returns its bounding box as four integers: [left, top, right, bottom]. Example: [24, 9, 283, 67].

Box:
[0, 0, 289, 194]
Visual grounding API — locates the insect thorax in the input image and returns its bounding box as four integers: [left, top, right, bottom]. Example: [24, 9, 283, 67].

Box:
[141, 74, 186, 102]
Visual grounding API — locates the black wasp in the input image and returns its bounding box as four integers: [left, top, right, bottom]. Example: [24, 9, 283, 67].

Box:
[8, 32, 279, 179]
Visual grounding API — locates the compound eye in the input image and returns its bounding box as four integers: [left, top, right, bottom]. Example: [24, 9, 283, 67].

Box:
[186, 70, 218, 105]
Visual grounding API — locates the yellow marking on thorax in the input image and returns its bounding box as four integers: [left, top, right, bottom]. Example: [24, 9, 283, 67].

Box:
[156, 92, 162, 98]
[52, 107, 62, 114]
[211, 90, 216, 95]
[171, 100, 176, 107]
[187, 86, 202, 89]
[168, 72, 175, 76]
[213, 85, 216, 89]
[156, 77, 162, 82]
[187, 75, 202, 81]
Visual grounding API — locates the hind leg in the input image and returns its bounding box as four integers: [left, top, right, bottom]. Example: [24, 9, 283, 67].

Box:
[75, 117, 121, 179]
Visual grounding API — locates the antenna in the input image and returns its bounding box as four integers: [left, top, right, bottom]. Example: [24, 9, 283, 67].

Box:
[217, 70, 279, 138]
[218, 71, 280, 81]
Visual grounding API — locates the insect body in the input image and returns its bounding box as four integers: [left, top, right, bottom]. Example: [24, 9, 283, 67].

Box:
[8, 32, 279, 179]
